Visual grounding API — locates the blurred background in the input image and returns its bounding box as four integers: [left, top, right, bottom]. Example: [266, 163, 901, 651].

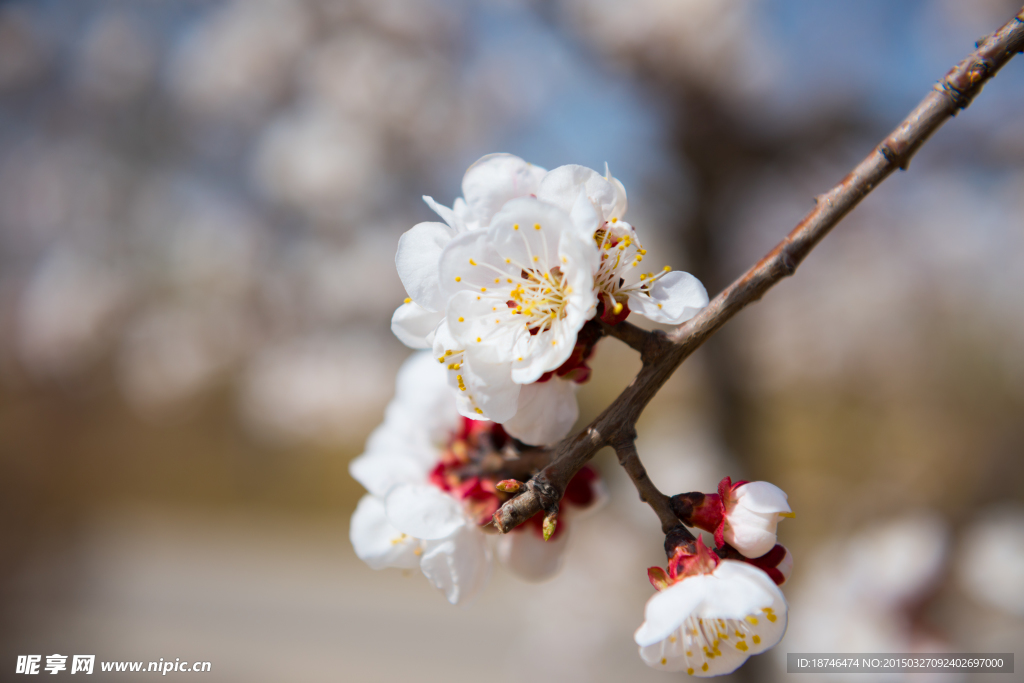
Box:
[1, 0, 1023, 680]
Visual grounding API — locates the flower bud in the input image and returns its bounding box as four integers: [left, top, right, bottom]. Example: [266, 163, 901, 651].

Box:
[495, 479, 521, 493]
[542, 512, 558, 541]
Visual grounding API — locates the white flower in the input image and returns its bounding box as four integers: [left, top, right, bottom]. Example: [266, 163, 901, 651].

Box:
[536, 163, 708, 325]
[723, 480, 793, 559]
[390, 154, 708, 445]
[636, 540, 788, 676]
[391, 154, 545, 349]
[679, 477, 794, 559]
[438, 196, 599, 383]
[349, 351, 593, 601]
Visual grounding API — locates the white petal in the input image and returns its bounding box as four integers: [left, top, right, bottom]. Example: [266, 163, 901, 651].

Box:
[734, 481, 791, 514]
[419, 523, 492, 605]
[349, 450, 427, 498]
[383, 350, 462, 460]
[538, 164, 618, 221]
[509, 320, 577, 384]
[450, 350, 520, 423]
[604, 162, 628, 219]
[486, 197, 573, 272]
[497, 526, 570, 581]
[461, 153, 546, 227]
[385, 483, 466, 540]
[627, 270, 709, 324]
[698, 561, 782, 620]
[446, 290, 519, 359]
[635, 576, 710, 647]
[391, 301, 443, 349]
[350, 495, 422, 570]
[569, 188, 601, 241]
[423, 195, 466, 234]
[438, 228, 518, 299]
[502, 378, 579, 446]
[396, 221, 455, 311]
[724, 515, 779, 559]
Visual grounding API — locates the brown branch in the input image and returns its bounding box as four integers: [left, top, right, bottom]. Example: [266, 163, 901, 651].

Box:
[494, 8, 1024, 534]
[611, 432, 679, 533]
[599, 320, 670, 361]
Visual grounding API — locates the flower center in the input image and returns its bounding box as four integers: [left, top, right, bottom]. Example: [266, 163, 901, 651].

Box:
[428, 417, 507, 524]
[508, 266, 570, 334]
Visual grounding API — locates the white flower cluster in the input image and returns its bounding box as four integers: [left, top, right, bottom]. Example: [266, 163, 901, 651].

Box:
[349, 351, 604, 605]
[636, 478, 794, 676]
[392, 153, 708, 446]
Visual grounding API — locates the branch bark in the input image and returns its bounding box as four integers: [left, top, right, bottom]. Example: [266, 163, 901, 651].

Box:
[494, 7, 1024, 533]
[611, 432, 679, 533]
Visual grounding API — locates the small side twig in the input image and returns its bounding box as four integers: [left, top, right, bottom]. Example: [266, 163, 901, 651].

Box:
[494, 7, 1024, 534]
[611, 432, 679, 533]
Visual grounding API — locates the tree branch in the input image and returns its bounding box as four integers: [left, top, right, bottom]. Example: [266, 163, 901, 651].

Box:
[494, 7, 1024, 533]
[611, 432, 679, 533]
[599, 320, 670, 361]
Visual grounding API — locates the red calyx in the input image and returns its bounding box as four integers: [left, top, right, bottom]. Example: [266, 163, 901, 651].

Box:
[667, 536, 721, 581]
[741, 543, 789, 586]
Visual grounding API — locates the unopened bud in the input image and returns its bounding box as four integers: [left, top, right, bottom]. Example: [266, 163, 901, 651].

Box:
[495, 479, 521, 493]
[542, 512, 558, 541]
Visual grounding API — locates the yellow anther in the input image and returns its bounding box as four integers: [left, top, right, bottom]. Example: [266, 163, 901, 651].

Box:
[517, 357, 523, 361]
[495, 319, 499, 324]
[455, 276, 462, 282]
[458, 317, 464, 322]
[618, 243, 626, 250]
[702, 663, 709, 672]
[513, 224, 519, 230]
[687, 668, 694, 675]
[437, 357, 445, 363]
[469, 259, 477, 266]
[779, 512, 796, 518]
[551, 340, 557, 346]
[474, 408, 483, 414]
[507, 278, 513, 283]
[481, 287, 487, 292]
[561, 256, 567, 263]
[663, 265, 671, 271]
[657, 303, 663, 309]
[413, 547, 422, 556]
[612, 302, 623, 314]
[494, 278, 499, 284]
[660, 658, 667, 666]
[640, 274, 647, 280]
[611, 217, 618, 223]
[445, 350, 453, 356]
[534, 223, 541, 230]
[736, 641, 749, 652]
[390, 533, 407, 545]
[669, 636, 676, 643]
[403, 297, 411, 304]
[745, 616, 758, 626]
[505, 258, 511, 263]
[476, 337, 482, 342]
[639, 249, 647, 255]
[752, 635, 761, 644]
[532, 256, 538, 262]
